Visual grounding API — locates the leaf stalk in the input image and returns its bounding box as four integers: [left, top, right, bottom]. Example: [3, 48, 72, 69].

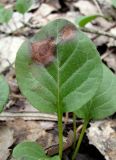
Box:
[58, 110, 63, 159]
[73, 113, 77, 148]
[72, 119, 89, 160]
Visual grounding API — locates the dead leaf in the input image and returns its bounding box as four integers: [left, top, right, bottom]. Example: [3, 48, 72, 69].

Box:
[0, 125, 14, 160]
[103, 52, 116, 72]
[74, 0, 97, 15]
[0, 36, 25, 72]
[87, 119, 116, 160]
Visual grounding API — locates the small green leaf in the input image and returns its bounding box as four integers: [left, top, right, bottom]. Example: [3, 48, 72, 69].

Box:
[0, 7, 13, 23]
[16, 19, 102, 113]
[0, 8, 4, 23]
[75, 15, 103, 27]
[16, 0, 33, 14]
[112, 0, 116, 7]
[13, 141, 60, 160]
[13, 141, 47, 160]
[75, 65, 116, 120]
[4, 8, 13, 23]
[0, 75, 9, 112]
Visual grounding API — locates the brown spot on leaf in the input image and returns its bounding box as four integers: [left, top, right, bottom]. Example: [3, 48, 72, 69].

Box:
[31, 37, 56, 66]
[60, 25, 77, 41]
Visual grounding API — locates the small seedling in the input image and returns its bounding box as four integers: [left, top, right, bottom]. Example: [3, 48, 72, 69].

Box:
[0, 75, 9, 112]
[75, 14, 104, 27]
[12, 19, 116, 160]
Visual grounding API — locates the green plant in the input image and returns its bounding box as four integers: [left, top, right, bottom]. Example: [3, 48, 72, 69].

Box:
[72, 64, 116, 160]
[0, 75, 9, 112]
[14, 18, 102, 159]
[0, 3, 13, 24]
[75, 14, 112, 28]
[75, 15, 103, 27]
[16, 0, 34, 14]
[0, 0, 34, 28]
[13, 141, 60, 160]
[12, 19, 116, 160]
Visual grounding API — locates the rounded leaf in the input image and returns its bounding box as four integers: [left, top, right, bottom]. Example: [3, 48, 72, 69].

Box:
[16, 19, 102, 113]
[13, 141, 60, 160]
[75, 65, 116, 120]
[13, 141, 47, 160]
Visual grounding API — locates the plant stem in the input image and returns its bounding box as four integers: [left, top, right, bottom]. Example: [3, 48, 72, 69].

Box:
[73, 113, 77, 148]
[58, 110, 63, 159]
[80, 27, 116, 39]
[72, 119, 89, 160]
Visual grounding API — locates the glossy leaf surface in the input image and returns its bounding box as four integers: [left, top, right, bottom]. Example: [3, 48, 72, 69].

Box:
[75, 65, 116, 120]
[13, 141, 60, 160]
[0, 75, 9, 112]
[16, 19, 102, 113]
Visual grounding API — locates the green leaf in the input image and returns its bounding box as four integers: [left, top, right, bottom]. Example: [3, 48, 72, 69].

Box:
[13, 141, 47, 160]
[0, 7, 13, 23]
[112, 0, 116, 7]
[15, 19, 102, 113]
[16, 0, 33, 14]
[4, 8, 13, 23]
[0, 75, 9, 112]
[75, 15, 103, 27]
[75, 65, 116, 120]
[13, 141, 60, 160]
[0, 8, 4, 23]
[50, 156, 60, 160]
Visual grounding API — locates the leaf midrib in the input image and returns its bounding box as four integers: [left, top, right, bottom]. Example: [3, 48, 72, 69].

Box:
[56, 23, 60, 112]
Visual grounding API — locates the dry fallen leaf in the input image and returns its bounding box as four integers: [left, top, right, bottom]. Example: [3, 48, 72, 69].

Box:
[104, 52, 116, 72]
[87, 119, 116, 160]
[7, 119, 56, 148]
[74, 0, 97, 15]
[0, 124, 14, 160]
[0, 36, 25, 72]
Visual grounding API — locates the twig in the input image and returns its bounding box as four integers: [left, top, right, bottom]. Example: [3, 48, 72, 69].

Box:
[80, 27, 116, 39]
[92, 0, 103, 15]
[101, 52, 110, 60]
[0, 112, 73, 122]
[46, 130, 74, 156]
[92, 23, 116, 40]
[10, 93, 25, 99]
[1, 21, 116, 40]
[0, 59, 14, 74]
[21, 21, 41, 29]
